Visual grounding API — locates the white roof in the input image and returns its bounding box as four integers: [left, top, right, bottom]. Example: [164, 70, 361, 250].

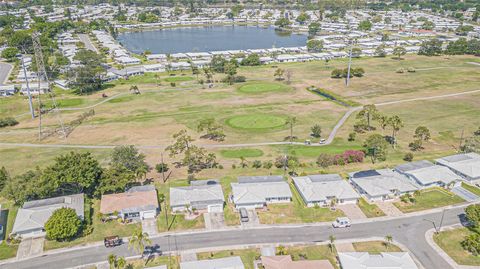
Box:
[12, 194, 84, 234]
[338, 252, 418, 269]
[436, 153, 480, 179]
[180, 256, 244, 269]
[401, 163, 461, 186]
[170, 180, 225, 208]
[350, 169, 419, 197]
[293, 174, 360, 202]
[231, 176, 292, 205]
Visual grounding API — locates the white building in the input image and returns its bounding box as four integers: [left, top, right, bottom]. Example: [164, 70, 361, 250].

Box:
[395, 160, 461, 188]
[231, 176, 292, 209]
[349, 169, 419, 202]
[293, 174, 360, 207]
[436, 153, 480, 185]
[338, 252, 418, 269]
[170, 180, 225, 213]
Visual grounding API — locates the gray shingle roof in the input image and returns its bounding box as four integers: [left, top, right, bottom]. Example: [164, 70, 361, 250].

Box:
[170, 180, 225, 208]
[349, 169, 419, 197]
[436, 153, 480, 179]
[293, 174, 360, 203]
[12, 194, 84, 234]
[231, 176, 292, 206]
[395, 160, 434, 173]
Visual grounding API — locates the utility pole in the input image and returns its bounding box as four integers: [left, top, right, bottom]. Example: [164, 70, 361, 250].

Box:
[346, 41, 353, 87]
[32, 31, 67, 140]
[21, 57, 35, 119]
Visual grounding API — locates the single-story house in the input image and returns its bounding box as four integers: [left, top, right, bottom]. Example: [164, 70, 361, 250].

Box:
[116, 56, 141, 65]
[261, 255, 334, 269]
[143, 64, 165, 73]
[100, 185, 159, 220]
[21, 82, 49, 95]
[231, 176, 292, 209]
[180, 256, 244, 269]
[349, 169, 419, 202]
[170, 180, 225, 213]
[338, 252, 418, 269]
[12, 194, 84, 238]
[147, 54, 167, 61]
[293, 174, 360, 207]
[394, 160, 461, 188]
[436, 153, 480, 185]
[0, 85, 15, 96]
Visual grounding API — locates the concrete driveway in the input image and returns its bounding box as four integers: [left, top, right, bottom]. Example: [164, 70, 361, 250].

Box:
[141, 219, 158, 236]
[337, 204, 367, 219]
[374, 201, 404, 217]
[241, 210, 260, 228]
[204, 212, 226, 230]
[16, 237, 45, 259]
[452, 186, 479, 202]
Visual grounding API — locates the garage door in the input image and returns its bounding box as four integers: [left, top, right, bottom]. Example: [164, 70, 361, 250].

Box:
[208, 204, 223, 213]
[142, 211, 156, 219]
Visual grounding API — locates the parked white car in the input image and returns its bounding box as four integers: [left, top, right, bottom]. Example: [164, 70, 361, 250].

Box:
[332, 217, 351, 228]
[319, 138, 326, 144]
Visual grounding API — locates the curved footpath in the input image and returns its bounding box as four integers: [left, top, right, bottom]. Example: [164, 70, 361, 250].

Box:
[1, 88, 480, 150]
[0, 203, 476, 269]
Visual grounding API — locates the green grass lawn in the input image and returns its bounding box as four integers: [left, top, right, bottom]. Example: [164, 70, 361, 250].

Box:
[0, 199, 19, 260]
[357, 198, 385, 218]
[225, 114, 288, 130]
[434, 227, 480, 266]
[353, 240, 402, 254]
[461, 183, 480, 196]
[257, 183, 344, 224]
[44, 200, 141, 250]
[237, 82, 290, 94]
[197, 248, 260, 269]
[129, 255, 180, 269]
[165, 76, 194, 82]
[393, 188, 465, 213]
[285, 245, 338, 269]
[220, 148, 264, 159]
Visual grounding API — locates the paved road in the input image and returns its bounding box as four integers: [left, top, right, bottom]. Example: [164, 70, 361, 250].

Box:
[78, 34, 98, 53]
[0, 62, 13, 84]
[0, 206, 468, 269]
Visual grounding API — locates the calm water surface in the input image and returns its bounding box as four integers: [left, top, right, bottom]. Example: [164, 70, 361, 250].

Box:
[117, 25, 307, 54]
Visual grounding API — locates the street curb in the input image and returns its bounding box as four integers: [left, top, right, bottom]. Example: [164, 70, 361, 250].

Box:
[425, 225, 479, 269]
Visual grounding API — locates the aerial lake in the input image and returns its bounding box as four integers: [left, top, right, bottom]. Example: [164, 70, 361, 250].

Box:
[117, 25, 307, 54]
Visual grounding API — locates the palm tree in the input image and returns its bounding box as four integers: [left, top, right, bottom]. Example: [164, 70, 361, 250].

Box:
[128, 228, 152, 258]
[329, 235, 336, 253]
[108, 254, 117, 269]
[154, 74, 160, 86]
[388, 115, 404, 148]
[136, 164, 149, 182]
[277, 245, 287, 255]
[384, 235, 393, 250]
[116, 256, 127, 269]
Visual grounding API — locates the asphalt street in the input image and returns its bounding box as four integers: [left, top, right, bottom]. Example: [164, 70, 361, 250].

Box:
[1, 206, 467, 269]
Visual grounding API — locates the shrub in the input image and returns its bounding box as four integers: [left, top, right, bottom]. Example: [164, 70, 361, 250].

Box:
[0, 117, 19, 128]
[317, 153, 334, 168]
[333, 150, 365, 165]
[348, 132, 356, 141]
[330, 68, 343, 78]
[409, 140, 423, 151]
[263, 161, 273, 169]
[252, 160, 262, 169]
[407, 67, 416, 72]
[352, 67, 365, 77]
[233, 75, 246, 82]
[155, 163, 169, 173]
[403, 153, 414, 162]
[170, 82, 176, 87]
[462, 233, 480, 256]
[465, 204, 480, 227]
[396, 68, 405, 73]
